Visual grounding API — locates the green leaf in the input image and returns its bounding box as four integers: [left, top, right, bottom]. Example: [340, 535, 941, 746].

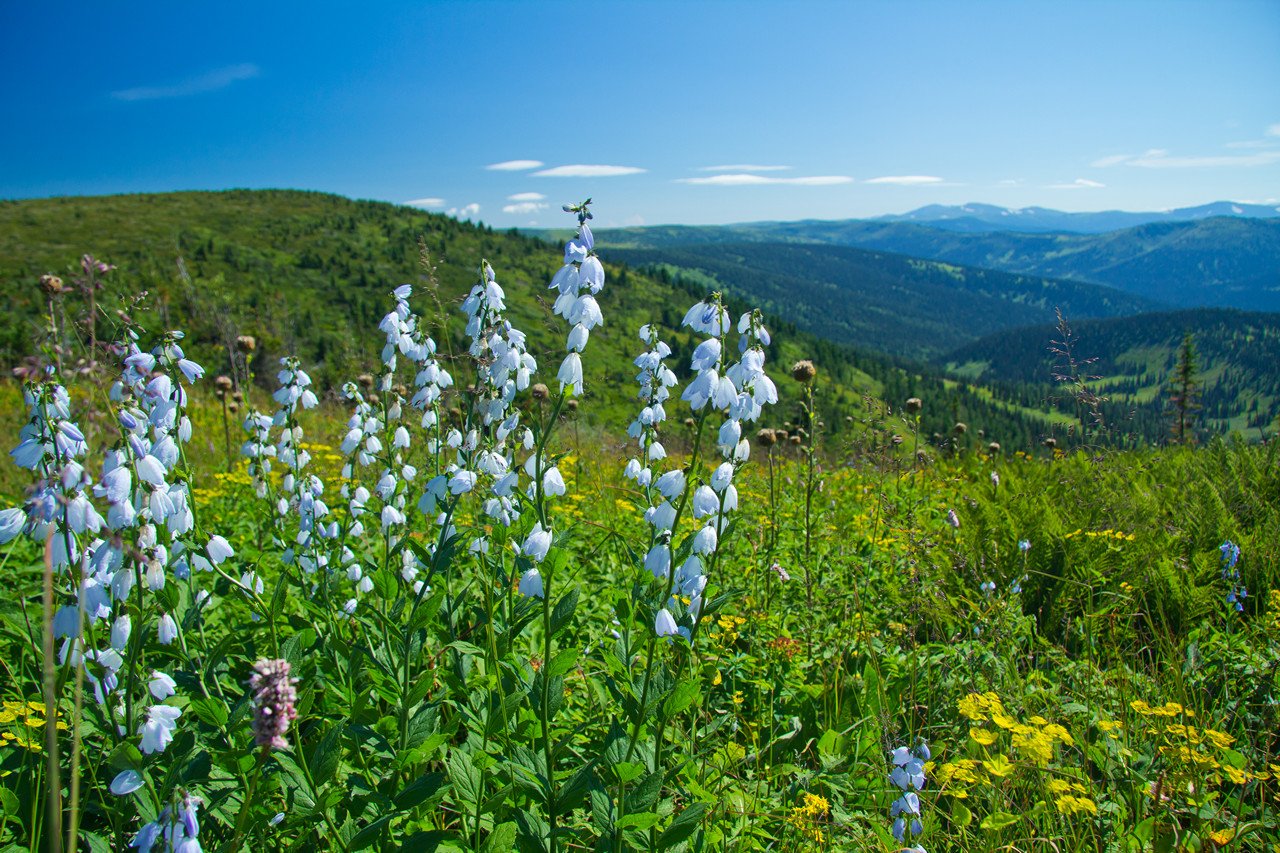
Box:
[617, 813, 661, 831]
[658, 802, 707, 849]
[395, 771, 448, 811]
[188, 696, 229, 728]
[310, 725, 343, 787]
[550, 588, 579, 637]
[480, 821, 517, 853]
[348, 814, 395, 851]
[980, 811, 1021, 831]
[662, 680, 700, 718]
[0, 787, 19, 815]
[546, 647, 579, 678]
[448, 750, 482, 810]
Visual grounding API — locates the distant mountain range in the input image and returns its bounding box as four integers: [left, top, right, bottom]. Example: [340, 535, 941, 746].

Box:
[599, 216, 1280, 312]
[873, 201, 1280, 234]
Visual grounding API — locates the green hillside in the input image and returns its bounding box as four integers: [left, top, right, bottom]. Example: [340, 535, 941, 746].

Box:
[597, 216, 1280, 311]
[0, 190, 1068, 451]
[611, 242, 1154, 359]
[945, 309, 1280, 440]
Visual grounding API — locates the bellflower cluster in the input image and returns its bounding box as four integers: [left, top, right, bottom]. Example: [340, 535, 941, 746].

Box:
[680, 300, 776, 626]
[269, 357, 333, 580]
[1219, 540, 1246, 612]
[131, 790, 202, 852]
[890, 741, 930, 848]
[549, 203, 605, 398]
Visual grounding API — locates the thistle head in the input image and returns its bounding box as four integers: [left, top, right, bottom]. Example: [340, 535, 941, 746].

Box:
[791, 360, 817, 383]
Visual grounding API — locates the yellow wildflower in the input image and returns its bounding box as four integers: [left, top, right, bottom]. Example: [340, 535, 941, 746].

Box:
[970, 728, 998, 746]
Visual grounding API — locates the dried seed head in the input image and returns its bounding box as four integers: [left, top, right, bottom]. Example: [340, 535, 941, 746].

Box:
[566, 398, 579, 411]
[791, 360, 817, 383]
[684, 417, 696, 428]
[954, 422, 968, 435]
[789, 434, 802, 445]
[988, 442, 1001, 453]
[232, 390, 244, 402]
[531, 383, 549, 400]
[357, 374, 375, 389]
[1043, 437, 1057, 448]
[755, 428, 777, 447]
[39, 274, 65, 295]
[891, 434, 903, 446]
[235, 335, 256, 352]
[215, 375, 234, 393]
[905, 397, 923, 414]
[228, 402, 239, 414]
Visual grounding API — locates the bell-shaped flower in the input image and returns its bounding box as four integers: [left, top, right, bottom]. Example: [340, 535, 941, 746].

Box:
[644, 544, 671, 579]
[522, 524, 552, 563]
[654, 470, 685, 500]
[518, 568, 544, 599]
[139, 704, 182, 754]
[558, 352, 584, 395]
[654, 608, 680, 638]
[690, 338, 721, 372]
[692, 524, 718, 555]
[692, 485, 719, 519]
[149, 671, 177, 701]
[110, 769, 144, 796]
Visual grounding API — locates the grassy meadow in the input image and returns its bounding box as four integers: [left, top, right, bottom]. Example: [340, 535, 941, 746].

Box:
[0, 212, 1278, 853]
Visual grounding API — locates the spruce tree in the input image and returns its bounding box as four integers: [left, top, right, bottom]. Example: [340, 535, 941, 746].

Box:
[1168, 332, 1200, 445]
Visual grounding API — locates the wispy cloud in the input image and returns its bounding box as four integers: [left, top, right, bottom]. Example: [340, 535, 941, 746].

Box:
[677, 173, 852, 186]
[1268, 123, 1280, 138]
[1094, 148, 1280, 168]
[997, 179, 1022, 186]
[507, 192, 546, 201]
[111, 63, 259, 101]
[503, 201, 548, 215]
[698, 164, 792, 172]
[1046, 178, 1106, 189]
[864, 175, 944, 186]
[533, 164, 646, 178]
[486, 160, 544, 171]
[447, 203, 481, 218]
[404, 197, 445, 208]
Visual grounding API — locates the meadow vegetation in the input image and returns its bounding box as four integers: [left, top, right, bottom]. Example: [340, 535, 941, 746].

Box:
[0, 204, 1277, 853]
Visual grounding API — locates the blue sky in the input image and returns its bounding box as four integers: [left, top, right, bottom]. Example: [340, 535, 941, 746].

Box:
[2, 0, 1278, 227]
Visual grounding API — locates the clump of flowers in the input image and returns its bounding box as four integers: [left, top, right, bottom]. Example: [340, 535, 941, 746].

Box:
[250, 658, 298, 751]
[786, 790, 829, 844]
[1218, 540, 1246, 613]
[889, 741, 930, 846]
[959, 691, 1074, 766]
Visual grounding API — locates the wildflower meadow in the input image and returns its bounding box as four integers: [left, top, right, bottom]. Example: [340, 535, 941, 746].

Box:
[1, 202, 1278, 852]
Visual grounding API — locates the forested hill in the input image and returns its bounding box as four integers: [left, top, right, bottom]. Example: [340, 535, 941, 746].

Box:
[611, 243, 1155, 359]
[944, 309, 1280, 439]
[0, 189, 1074, 451]
[597, 216, 1280, 311]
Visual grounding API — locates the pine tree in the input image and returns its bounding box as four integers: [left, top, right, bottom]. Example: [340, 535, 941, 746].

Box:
[1168, 332, 1200, 445]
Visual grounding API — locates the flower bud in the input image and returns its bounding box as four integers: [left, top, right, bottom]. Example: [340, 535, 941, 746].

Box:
[905, 397, 922, 414]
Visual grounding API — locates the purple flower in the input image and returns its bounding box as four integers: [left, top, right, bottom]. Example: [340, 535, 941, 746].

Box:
[250, 658, 298, 751]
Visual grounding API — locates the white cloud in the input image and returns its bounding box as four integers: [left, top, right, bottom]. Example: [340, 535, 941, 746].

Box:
[507, 192, 546, 201]
[698, 164, 793, 172]
[446, 203, 481, 218]
[502, 201, 548, 215]
[1094, 148, 1280, 168]
[533, 164, 647, 178]
[677, 173, 852, 186]
[111, 63, 259, 101]
[997, 179, 1022, 186]
[1046, 178, 1106, 189]
[864, 175, 944, 186]
[1267, 123, 1280, 138]
[1090, 154, 1133, 168]
[404, 197, 445, 208]
[486, 160, 544, 171]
